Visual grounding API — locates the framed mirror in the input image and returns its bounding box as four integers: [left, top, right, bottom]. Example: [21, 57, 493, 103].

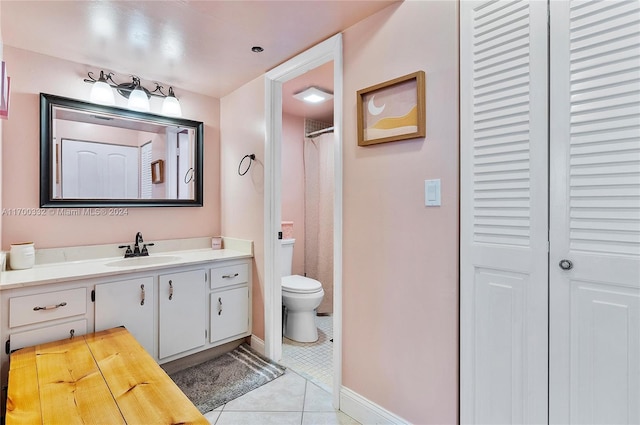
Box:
[40, 93, 203, 207]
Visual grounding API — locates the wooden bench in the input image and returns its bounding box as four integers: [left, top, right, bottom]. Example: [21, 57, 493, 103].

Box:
[6, 327, 208, 424]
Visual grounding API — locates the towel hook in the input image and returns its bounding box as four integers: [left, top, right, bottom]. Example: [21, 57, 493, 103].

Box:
[184, 167, 194, 184]
[238, 154, 256, 176]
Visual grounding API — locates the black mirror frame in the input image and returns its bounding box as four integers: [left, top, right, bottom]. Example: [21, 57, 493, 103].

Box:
[40, 93, 204, 208]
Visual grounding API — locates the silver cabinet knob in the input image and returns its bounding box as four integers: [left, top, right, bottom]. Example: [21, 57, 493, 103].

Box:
[559, 259, 573, 270]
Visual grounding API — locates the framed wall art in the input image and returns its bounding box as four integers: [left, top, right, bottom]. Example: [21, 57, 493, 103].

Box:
[0, 61, 10, 119]
[357, 71, 425, 146]
[151, 159, 164, 184]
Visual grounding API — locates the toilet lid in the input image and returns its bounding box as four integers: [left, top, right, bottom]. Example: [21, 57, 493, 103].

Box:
[282, 275, 322, 294]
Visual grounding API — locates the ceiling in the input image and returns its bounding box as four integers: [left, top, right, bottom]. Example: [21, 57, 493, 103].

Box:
[0, 0, 398, 115]
[283, 61, 334, 122]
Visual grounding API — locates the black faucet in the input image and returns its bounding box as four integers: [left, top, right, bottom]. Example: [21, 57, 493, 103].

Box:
[118, 232, 154, 258]
[133, 232, 144, 256]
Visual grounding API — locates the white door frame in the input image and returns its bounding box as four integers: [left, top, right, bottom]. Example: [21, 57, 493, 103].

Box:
[264, 33, 343, 407]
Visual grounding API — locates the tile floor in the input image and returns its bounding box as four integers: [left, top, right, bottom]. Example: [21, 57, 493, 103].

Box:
[203, 369, 359, 425]
[280, 315, 333, 392]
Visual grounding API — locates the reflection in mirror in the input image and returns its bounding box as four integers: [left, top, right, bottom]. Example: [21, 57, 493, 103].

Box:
[40, 93, 203, 207]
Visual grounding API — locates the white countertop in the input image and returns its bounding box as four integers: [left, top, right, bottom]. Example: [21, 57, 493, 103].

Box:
[0, 237, 253, 290]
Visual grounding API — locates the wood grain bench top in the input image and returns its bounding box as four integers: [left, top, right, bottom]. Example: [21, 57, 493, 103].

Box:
[6, 327, 208, 424]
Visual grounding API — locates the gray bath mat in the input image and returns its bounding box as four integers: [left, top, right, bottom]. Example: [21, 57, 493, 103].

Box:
[169, 343, 286, 413]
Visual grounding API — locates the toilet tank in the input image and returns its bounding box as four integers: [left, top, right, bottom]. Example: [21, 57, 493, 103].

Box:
[280, 238, 295, 277]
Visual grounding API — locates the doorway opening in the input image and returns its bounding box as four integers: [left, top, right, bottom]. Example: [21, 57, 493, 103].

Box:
[263, 34, 343, 407]
[280, 61, 335, 391]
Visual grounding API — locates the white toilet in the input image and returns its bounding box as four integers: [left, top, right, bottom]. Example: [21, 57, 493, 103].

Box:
[281, 238, 324, 342]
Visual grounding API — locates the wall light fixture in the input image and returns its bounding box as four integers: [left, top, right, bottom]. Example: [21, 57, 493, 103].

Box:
[84, 70, 182, 117]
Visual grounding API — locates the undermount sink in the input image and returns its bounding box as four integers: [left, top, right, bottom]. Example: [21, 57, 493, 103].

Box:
[105, 255, 181, 268]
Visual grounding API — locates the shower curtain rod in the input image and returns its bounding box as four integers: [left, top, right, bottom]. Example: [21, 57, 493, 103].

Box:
[305, 126, 334, 138]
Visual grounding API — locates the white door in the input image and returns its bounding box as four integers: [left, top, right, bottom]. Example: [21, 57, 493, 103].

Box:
[61, 139, 138, 198]
[549, 1, 640, 424]
[94, 277, 155, 356]
[460, 1, 549, 423]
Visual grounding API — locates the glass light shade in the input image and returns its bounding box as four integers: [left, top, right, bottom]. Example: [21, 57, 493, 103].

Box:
[90, 80, 115, 105]
[162, 95, 182, 117]
[128, 88, 150, 112]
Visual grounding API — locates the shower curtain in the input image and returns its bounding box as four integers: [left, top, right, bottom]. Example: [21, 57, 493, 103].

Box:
[304, 133, 334, 314]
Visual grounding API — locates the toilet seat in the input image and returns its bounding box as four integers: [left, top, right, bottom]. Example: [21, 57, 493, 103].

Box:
[282, 275, 322, 294]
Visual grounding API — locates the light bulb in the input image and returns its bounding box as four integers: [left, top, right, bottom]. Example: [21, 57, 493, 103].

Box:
[90, 72, 115, 105]
[162, 88, 182, 117]
[128, 87, 150, 112]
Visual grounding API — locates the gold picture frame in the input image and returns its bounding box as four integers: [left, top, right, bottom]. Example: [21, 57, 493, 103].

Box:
[151, 159, 164, 184]
[357, 71, 426, 146]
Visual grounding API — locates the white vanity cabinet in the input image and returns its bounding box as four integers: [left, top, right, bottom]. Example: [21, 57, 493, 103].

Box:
[0, 250, 253, 395]
[2, 284, 91, 356]
[94, 276, 155, 355]
[158, 269, 206, 359]
[209, 261, 251, 344]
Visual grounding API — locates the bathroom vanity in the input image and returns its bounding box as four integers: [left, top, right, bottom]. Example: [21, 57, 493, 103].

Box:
[0, 237, 253, 391]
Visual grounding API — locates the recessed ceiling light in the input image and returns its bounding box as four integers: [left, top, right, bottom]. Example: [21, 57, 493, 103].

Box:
[251, 46, 264, 53]
[293, 87, 333, 104]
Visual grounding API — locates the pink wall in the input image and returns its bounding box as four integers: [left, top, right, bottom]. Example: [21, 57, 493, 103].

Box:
[281, 112, 305, 276]
[220, 2, 459, 422]
[219, 76, 266, 340]
[0, 18, 4, 249]
[0, 31, 3, 249]
[218, 103, 306, 341]
[342, 2, 459, 423]
[1, 46, 220, 249]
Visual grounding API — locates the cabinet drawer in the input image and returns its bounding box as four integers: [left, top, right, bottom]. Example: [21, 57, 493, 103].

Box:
[9, 319, 87, 352]
[210, 263, 248, 289]
[9, 288, 87, 328]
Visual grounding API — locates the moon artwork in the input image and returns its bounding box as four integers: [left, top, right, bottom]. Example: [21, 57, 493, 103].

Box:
[368, 96, 386, 116]
[362, 78, 419, 142]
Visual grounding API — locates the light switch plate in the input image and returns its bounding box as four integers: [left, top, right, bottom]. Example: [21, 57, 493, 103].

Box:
[425, 179, 441, 206]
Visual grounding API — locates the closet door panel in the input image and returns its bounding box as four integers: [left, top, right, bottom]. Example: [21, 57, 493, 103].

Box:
[460, 1, 549, 423]
[549, 0, 640, 424]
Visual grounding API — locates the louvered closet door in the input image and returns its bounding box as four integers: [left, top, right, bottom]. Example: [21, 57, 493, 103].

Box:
[460, 1, 549, 424]
[549, 1, 640, 424]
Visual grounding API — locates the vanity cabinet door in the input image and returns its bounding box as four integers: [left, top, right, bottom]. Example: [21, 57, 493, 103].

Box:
[158, 270, 206, 359]
[210, 287, 249, 343]
[10, 319, 87, 353]
[94, 276, 155, 356]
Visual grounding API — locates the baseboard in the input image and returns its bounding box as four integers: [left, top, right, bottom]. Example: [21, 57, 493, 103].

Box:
[159, 339, 243, 375]
[250, 335, 265, 355]
[340, 387, 411, 425]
